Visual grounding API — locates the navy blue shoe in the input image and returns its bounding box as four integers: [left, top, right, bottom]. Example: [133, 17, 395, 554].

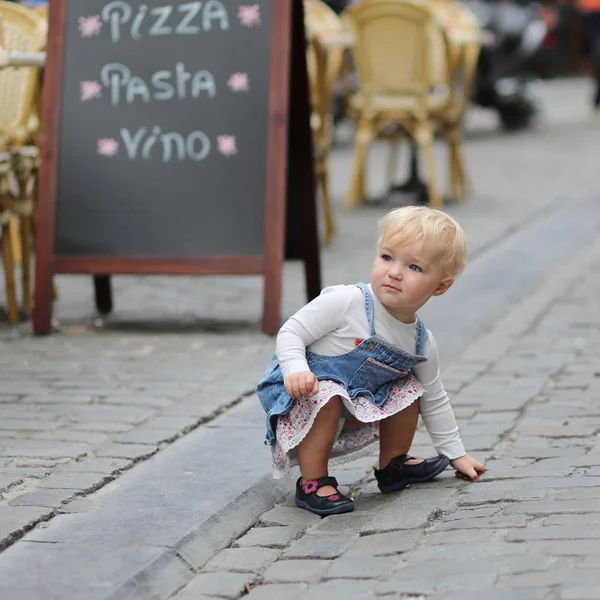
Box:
[295, 476, 354, 516]
[374, 454, 450, 494]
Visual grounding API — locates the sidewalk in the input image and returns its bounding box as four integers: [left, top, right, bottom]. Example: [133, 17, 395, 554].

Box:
[171, 234, 600, 600]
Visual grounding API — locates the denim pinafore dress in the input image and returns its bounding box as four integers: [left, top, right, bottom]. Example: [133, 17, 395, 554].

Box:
[257, 283, 429, 447]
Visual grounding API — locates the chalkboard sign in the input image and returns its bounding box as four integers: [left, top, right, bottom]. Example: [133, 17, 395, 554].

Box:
[34, 0, 321, 334]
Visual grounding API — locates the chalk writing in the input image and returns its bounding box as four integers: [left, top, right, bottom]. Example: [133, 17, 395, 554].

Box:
[120, 127, 212, 161]
[101, 1, 229, 43]
[100, 62, 216, 106]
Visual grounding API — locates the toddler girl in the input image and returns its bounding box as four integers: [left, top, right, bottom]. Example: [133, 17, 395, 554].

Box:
[257, 206, 485, 515]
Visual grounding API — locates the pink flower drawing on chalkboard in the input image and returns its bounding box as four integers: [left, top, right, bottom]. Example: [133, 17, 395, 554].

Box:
[80, 81, 102, 102]
[217, 136, 238, 156]
[97, 138, 119, 157]
[238, 5, 261, 27]
[78, 15, 102, 37]
[227, 73, 249, 92]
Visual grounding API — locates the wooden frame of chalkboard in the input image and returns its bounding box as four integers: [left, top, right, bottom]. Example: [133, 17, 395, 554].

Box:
[34, 0, 321, 335]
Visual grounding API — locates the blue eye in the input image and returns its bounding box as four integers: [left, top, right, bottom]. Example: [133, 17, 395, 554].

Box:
[381, 254, 392, 262]
[409, 264, 422, 272]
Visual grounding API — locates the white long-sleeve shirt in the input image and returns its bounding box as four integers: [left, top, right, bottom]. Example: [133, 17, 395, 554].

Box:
[276, 284, 466, 459]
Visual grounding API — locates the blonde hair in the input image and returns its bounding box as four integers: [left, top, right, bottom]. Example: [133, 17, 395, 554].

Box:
[378, 206, 467, 277]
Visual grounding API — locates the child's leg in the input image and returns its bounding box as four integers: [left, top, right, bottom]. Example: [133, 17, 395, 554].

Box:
[375, 397, 449, 493]
[296, 395, 342, 496]
[379, 398, 420, 469]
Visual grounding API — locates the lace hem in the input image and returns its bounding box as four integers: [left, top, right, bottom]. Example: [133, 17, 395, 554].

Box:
[271, 376, 424, 478]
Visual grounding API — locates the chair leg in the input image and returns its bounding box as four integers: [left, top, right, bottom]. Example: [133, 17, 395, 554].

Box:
[2, 224, 19, 324]
[386, 139, 401, 189]
[9, 215, 22, 265]
[20, 214, 33, 313]
[318, 163, 336, 247]
[449, 137, 467, 202]
[345, 119, 374, 211]
[416, 126, 442, 209]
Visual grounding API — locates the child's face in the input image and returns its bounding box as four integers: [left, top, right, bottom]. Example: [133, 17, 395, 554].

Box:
[371, 239, 453, 322]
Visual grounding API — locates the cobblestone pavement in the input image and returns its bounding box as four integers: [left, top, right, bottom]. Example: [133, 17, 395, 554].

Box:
[0, 77, 599, 572]
[171, 238, 600, 600]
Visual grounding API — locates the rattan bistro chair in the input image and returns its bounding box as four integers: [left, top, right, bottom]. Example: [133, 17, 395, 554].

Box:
[429, 0, 481, 202]
[343, 0, 453, 210]
[304, 0, 346, 246]
[0, 1, 46, 323]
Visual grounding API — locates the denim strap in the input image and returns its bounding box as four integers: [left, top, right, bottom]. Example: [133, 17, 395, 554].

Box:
[355, 282, 377, 337]
[415, 316, 428, 356]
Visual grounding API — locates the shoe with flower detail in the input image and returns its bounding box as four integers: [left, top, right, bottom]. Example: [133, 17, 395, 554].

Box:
[295, 476, 354, 516]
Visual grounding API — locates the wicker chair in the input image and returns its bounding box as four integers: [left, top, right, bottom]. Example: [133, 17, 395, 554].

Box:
[304, 0, 347, 246]
[0, 1, 46, 323]
[343, 0, 454, 210]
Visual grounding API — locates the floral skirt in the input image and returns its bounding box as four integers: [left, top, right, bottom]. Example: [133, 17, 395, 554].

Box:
[271, 375, 424, 478]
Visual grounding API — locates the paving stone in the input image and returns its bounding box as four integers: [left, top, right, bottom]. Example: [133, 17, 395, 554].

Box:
[503, 498, 600, 515]
[169, 571, 255, 599]
[510, 447, 584, 459]
[284, 533, 357, 559]
[432, 515, 528, 531]
[506, 525, 600, 542]
[140, 415, 200, 430]
[244, 583, 307, 599]
[423, 528, 498, 545]
[95, 443, 158, 460]
[549, 487, 600, 500]
[70, 422, 133, 433]
[0, 442, 91, 459]
[338, 487, 456, 533]
[429, 589, 549, 600]
[37, 471, 111, 491]
[234, 526, 303, 549]
[344, 529, 422, 556]
[8, 489, 78, 508]
[98, 395, 174, 408]
[457, 481, 546, 506]
[560, 586, 600, 600]
[262, 559, 331, 584]
[304, 579, 377, 599]
[497, 568, 599, 588]
[527, 539, 600, 555]
[0, 473, 24, 492]
[542, 513, 600, 526]
[259, 506, 320, 528]
[482, 458, 576, 480]
[0, 506, 54, 545]
[0, 467, 52, 479]
[30, 429, 111, 445]
[580, 554, 600, 568]
[325, 556, 397, 580]
[375, 570, 499, 595]
[202, 547, 281, 574]
[308, 512, 373, 535]
[517, 422, 599, 437]
[61, 458, 132, 474]
[404, 542, 527, 563]
[445, 506, 501, 520]
[0, 419, 60, 432]
[111, 428, 179, 445]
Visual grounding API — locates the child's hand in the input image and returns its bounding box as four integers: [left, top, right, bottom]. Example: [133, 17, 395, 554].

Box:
[451, 455, 486, 481]
[284, 371, 319, 400]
